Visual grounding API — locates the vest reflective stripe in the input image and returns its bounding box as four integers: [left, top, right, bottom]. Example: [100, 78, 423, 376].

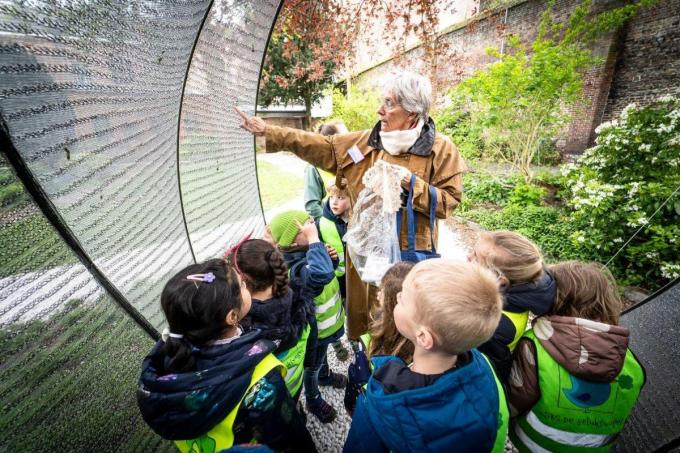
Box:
[481, 353, 510, 453]
[314, 277, 345, 339]
[510, 329, 644, 452]
[175, 353, 285, 453]
[513, 423, 551, 453]
[503, 309, 529, 351]
[319, 216, 345, 277]
[276, 324, 311, 397]
[525, 410, 613, 447]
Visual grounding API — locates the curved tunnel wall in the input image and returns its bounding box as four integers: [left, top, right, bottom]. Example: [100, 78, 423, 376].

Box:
[0, 1, 280, 449]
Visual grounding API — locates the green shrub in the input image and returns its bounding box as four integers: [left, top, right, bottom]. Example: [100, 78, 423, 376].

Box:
[462, 205, 584, 262]
[326, 87, 380, 132]
[435, 106, 485, 160]
[508, 181, 546, 207]
[562, 96, 680, 286]
[460, 172, 514, 210]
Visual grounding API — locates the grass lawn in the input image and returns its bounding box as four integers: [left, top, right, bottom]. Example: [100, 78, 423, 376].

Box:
[0, 298, 173, 451]
[256, 159, 305, 212]
[0, 213, 79, 278]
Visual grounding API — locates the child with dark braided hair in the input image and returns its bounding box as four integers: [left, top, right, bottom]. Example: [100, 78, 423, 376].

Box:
[229, 238, 317, 403]
[137, 258, 316, 453]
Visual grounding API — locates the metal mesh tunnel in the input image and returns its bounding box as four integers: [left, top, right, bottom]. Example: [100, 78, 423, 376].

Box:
[0, 0, 280, 449]
[615, 278, 680, 452]
[1, 1, 678, 452]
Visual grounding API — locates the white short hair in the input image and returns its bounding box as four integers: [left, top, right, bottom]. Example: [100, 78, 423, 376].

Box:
[382, 71, 432, 121]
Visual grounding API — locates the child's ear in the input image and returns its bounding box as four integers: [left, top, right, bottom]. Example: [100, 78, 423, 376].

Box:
[498, 274, 510, 289]
[225, 309, 240, 327]
[416, 328, 435, 350]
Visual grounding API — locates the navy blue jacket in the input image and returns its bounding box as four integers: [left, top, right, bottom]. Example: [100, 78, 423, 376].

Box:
[343, 350, 500, 453]
[137, 330, 316, 451]
[283, 241, 335, 367]
[479, 270, 557, 382]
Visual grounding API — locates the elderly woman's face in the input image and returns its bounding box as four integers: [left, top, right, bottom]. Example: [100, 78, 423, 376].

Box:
[377, 91, 415, 132]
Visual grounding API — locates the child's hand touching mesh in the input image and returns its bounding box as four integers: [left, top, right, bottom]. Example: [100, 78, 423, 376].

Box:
[294, 218, 319, 244]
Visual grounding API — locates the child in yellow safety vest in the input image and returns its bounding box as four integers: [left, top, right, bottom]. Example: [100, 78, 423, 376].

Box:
[228, 238, 315, 403]
[317, 182, 351, 362]
[268, 210, 346, 424]
[137, 259, 317, 452]
[508, 261, 645, 452]
[469, 230, 557, 382]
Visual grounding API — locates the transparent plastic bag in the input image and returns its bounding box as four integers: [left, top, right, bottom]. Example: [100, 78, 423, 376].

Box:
[344, 160, 409, 285]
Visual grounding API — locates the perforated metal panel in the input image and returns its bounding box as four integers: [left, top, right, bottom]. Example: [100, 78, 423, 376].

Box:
[616, 279, 680, 452]
[0, 0, 280, 449]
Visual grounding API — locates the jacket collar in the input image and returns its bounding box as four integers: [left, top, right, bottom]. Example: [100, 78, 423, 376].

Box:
[504, 269, 557, 316]
[362, 350, 498, 451]
[367, 117, 436, 157]
[137, 330, 275, 440]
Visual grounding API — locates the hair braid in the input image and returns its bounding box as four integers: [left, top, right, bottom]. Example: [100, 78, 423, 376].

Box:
[268, 248, 290, 298]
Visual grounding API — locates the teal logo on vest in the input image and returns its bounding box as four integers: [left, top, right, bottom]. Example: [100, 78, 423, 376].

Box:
[183, 435, 216, 453]
[562, 375, 610, 408]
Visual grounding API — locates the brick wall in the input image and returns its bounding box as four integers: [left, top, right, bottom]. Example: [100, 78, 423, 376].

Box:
[353, 0, 679, 156]
[602, 0, 680, 122]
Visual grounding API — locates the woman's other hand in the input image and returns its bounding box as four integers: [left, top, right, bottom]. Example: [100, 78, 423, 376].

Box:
[235, 107, 266, 136]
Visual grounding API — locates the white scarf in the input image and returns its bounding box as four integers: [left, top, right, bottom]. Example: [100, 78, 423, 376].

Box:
[379, 119, 424, 155]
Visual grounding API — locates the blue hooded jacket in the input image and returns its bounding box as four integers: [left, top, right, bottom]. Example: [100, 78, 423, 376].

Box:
[343, 350, 500, 453]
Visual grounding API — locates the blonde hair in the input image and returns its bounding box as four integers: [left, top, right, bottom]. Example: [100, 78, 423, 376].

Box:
[476, 230, 544, 284]
[407, 260, 502, 355]
[368, 262, 415, 361]
[549, 261, 622, 325]
[327, 182, 349, 198]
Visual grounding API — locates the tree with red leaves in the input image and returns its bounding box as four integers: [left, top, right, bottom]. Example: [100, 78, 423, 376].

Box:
[259, 0, 461, 129]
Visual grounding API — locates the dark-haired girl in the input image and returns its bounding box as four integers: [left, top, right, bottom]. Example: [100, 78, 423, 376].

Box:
[137, 259, 317, 452]
[231, 238, 316, 402]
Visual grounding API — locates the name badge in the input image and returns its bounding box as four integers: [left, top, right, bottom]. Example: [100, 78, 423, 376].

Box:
[347, 145, 364, 164]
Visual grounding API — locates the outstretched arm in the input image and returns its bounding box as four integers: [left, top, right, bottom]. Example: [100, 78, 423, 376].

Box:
[235, 107, 338, 173]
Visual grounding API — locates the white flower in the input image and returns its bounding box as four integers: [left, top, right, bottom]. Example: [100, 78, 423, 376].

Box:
[577, 235, 585, 243]
[657, 123, 674, 134]
[621, 103, 637, 121]
[660, 263, 680, 280]
[639, 144, 651, 152]
[595, 120, 618, 135]
[613, 237, 624, 243]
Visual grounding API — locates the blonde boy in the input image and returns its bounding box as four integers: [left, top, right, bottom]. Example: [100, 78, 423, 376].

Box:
[317, 182, 351, 361]
[344, 260, 509, 453]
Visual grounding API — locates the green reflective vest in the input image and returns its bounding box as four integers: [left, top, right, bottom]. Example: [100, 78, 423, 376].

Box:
[319, 216, 345, 277]
[275, 324, 310, 397]
[481, 354, 510, 453]
[175, 353, 285, 453]
[315, 276, 345, 339]
[510, 329, 644, 452]
[504, 309, 530, 351]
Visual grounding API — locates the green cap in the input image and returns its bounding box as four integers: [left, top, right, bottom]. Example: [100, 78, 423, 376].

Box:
[268, 210, 310, 247]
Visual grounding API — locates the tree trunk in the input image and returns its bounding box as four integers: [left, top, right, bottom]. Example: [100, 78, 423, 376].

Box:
[303, 93, 312, 131]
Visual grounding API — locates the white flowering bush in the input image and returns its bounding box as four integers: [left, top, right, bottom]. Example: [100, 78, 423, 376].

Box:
[564, 96, 680, 285]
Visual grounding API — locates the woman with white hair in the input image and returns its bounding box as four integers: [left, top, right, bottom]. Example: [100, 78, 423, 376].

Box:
[237, 70, 466, 340]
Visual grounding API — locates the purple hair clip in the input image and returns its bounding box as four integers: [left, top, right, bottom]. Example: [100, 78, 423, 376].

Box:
[186, 272, 215, 284]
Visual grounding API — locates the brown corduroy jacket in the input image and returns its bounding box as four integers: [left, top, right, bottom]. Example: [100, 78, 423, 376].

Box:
[265, 122, 466, 338]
